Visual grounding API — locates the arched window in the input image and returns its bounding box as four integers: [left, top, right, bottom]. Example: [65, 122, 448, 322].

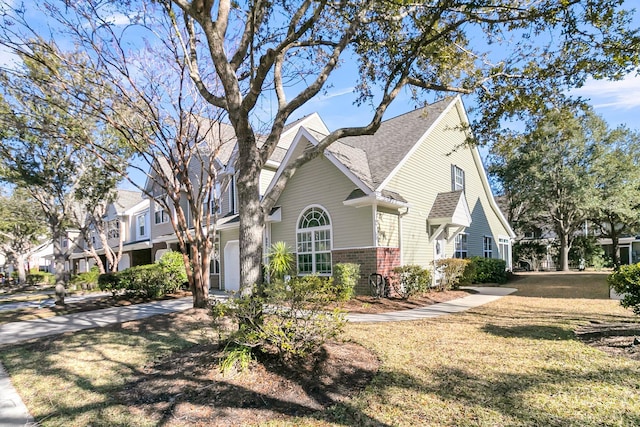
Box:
[296, 206, 332, 275]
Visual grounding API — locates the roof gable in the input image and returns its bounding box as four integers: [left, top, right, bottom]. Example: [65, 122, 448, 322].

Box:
[334, 97, 455, 190]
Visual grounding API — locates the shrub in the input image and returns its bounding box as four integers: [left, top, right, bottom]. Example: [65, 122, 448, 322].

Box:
[98, 272, 121, 296]
[98, 255, 184, 299]
[265, 241, 295, 282]
[435, 258, 471, 291]
[156, 250, 188, 290]
[470, 257, 507, 284]
[24, 271, 54, 286]
[390, 265, 431, 299]
[212, 275, 346, 361]
[608, 264, 640, 315]
[70, 266, 101, 290]
[117, 264, 171, 299]
[331, 263, 360, 301]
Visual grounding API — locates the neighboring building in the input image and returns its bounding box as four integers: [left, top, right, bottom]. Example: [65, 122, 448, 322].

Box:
[69, 190, 151, 273]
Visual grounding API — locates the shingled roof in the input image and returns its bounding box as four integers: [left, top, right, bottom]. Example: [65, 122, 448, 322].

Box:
[330, 97, 454, 190]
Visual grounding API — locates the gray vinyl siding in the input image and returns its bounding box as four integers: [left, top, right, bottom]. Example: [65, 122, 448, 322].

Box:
[271, 152, 374, 250]
[386, 101, 510, 266]
[150, 199, 175, 239]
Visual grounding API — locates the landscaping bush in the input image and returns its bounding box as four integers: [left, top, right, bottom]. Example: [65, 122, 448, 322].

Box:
[97, 252, 186, 299]
[70, 266, 101, 290]
[390, 265, 431, 299]
[435, 258, 471, 291]
[25, 271, 54, 286]
[331, 263, 360, 301]
[470, 257, 507, 284]
[156, 250, 188, 290]
[212, 275, 346, 362]
[98, 272, 121, 296]
[608, 264, 640, 315]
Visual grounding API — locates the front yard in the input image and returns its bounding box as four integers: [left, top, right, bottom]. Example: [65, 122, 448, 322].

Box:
[1, 272, 639, 426]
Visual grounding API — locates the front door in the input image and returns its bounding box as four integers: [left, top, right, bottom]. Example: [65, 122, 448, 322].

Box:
[223, 240, 240, 292]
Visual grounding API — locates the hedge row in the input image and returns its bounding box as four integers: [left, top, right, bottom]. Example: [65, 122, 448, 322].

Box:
[98, 251, 187, 299]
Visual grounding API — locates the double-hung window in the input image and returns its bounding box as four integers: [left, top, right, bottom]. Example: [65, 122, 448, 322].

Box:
[454, 234, 468, 259]
[137, 213, 148, 238]
[154, 203, 169, 224]
[296, 206, 332, 275]
[483, 236, 493, 258]
[452, 165, 465, 191]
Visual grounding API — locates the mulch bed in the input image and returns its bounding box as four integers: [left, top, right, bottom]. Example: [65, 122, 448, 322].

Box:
[576, 322, 640, 362]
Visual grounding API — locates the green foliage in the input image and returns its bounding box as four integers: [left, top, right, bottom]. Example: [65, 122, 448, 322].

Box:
[70, 266, 100, 290]
[156, 251, 188, 289]
[115, 264, 173, 299]
[219, 344, 255, 375]
[265, 241, 294, 282]
[435, 258, 471, 291]
[331, 263, 360, 301]
[98, 272, 120, 296]
[212, 275, 346, 361]
[390, 265, 431, 299]
[608, 264, 640, 315]
[513, 241, 548, 271]
[470, 257, 507, 284]
[97, 255, 184, 299]
[25, 272, 54, 286]
[569, 235, 606, 269]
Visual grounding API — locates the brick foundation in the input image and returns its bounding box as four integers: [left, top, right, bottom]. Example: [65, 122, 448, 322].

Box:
[332, 247, 400, 295]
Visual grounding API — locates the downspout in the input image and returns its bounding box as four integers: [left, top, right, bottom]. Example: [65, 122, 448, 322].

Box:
[398, 207, 410, 265]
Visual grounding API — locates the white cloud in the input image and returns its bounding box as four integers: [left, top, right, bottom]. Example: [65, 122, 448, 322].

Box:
[103, 12, 131, 26]
[571, 72, 640, 109]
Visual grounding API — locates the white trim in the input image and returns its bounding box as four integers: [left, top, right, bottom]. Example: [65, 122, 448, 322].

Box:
[264, 127, 371, 198]
[376, 97, 459, 191]
[331, 245, 379, 251]
[296, 204, 333, 275]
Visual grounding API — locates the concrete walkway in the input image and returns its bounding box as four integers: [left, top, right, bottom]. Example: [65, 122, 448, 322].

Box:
[346, 286, 517, 322]
[0, 287, 515, 426]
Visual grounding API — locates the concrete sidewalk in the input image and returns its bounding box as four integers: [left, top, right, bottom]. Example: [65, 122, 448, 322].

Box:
[0, 287, 515, 426]
[346, 286, 517, 322]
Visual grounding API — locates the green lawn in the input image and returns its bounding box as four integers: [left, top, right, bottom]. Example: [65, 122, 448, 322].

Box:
[2, 272, 639, 426]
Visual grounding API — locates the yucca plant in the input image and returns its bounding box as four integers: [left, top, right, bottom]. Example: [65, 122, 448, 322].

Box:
[265, 241, 295, 283]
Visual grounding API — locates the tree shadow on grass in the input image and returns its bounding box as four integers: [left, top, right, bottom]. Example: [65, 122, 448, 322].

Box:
[481, 323, 576, 340]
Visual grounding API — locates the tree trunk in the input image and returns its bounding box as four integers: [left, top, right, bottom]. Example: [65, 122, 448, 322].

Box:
[16, 253, 27, 284]
[51, 222, 67, 305]
[190, 243, 211, 308]
[237, 144, 265, 297]
[557, 231, 570, 272]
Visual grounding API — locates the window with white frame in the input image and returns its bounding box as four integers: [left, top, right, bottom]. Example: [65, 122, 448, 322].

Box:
[454, 233, 468, 259]
[296, 206, 332, 275]
[498, 237, 510, 265]
[154, 203, 169, 224]
[107, 219, 120, 239]
[210, 238, 220, 274]
[205, 182, 222, 215]
[137, 213, 148, 238]
[452, 165, 465, 191]
[483, 236, 493, 258]
[229, 176, 237, 214]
